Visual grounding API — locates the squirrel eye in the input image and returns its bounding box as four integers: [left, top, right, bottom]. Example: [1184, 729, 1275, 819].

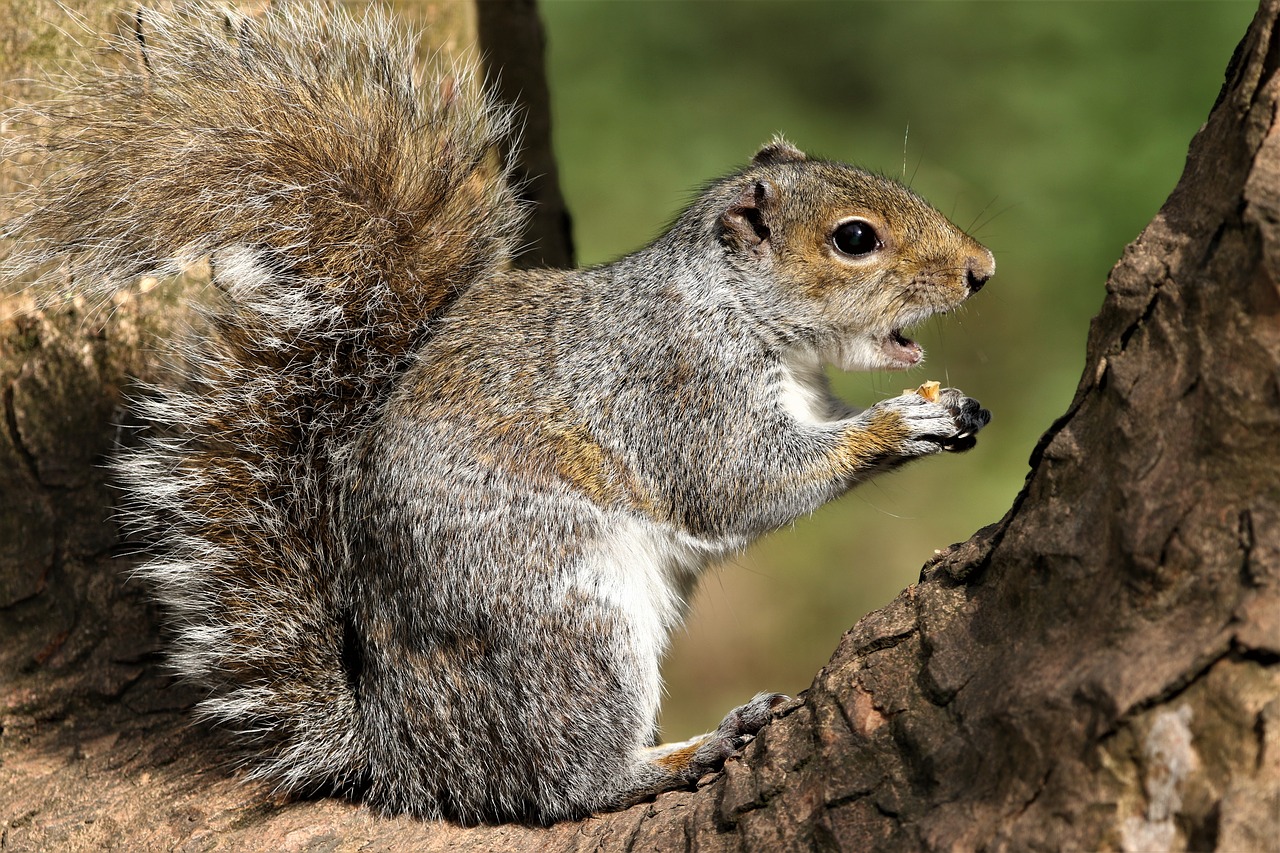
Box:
[832, 219, 881, 257]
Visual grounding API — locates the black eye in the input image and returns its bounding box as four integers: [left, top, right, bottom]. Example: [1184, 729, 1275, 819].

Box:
[832, 219, 880, 257]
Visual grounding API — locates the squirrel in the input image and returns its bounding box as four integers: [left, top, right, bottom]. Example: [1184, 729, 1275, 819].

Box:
[1, 2, 993, 825]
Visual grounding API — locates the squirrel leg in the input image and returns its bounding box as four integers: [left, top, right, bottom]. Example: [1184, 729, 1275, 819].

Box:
[609, 692, 788, 809]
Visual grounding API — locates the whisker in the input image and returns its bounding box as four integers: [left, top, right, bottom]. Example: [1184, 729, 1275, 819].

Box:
[966, 195, 998, 234]
[908, 144, 924, 189]
[901, 122, 910, 182]
[971, 201, 1019, 238]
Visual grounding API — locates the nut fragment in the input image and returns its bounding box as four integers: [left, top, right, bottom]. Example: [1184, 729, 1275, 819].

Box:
[903, 380, 941, 403]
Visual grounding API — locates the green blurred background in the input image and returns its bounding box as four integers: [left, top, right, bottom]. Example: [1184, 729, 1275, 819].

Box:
[537, 0, 1255, 739]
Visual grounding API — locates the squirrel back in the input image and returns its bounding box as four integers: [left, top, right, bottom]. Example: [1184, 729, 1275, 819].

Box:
[4, 2, 520, 797]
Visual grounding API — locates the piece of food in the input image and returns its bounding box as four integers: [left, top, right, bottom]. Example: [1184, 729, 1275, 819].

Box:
[903, 380, 942, 403]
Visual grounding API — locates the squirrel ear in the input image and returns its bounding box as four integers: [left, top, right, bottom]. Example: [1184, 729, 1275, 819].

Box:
[751, 137, 808, 167]
[720, 179, 777, 255]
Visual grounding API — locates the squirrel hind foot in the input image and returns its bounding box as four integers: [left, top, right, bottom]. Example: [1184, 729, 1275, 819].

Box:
[641, 692, 790, 788]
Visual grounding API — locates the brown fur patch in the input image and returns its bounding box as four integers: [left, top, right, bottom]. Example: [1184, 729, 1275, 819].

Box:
[423, 393, 658, 513]
[826, 408, 910, 475]
[530, 414, 657, 512]
[649, 742, 702, 774]
[545, 419, 628, 505]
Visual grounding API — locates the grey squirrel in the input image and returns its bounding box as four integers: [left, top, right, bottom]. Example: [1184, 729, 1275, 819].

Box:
[1, 2, 993, 824]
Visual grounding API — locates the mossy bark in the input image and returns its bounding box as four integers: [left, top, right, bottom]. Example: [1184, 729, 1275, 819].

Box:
[2, 1, 1277, 850]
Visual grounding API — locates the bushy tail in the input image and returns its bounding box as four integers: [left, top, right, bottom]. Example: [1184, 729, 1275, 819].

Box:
[2, 2, 522, 795]
[5, 1, 520, 342]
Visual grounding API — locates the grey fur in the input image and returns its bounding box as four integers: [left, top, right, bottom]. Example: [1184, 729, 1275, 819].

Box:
[1, 2, 993, 824]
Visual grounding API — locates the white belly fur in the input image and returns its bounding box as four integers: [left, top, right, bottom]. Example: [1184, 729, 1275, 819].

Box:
[576, 516, 743, 742]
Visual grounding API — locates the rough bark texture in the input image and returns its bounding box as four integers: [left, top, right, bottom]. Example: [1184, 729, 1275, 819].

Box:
[2, 2, 1278, 851]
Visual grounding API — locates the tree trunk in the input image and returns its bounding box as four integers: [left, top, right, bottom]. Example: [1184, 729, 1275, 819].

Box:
[2, 2, 1277, 851]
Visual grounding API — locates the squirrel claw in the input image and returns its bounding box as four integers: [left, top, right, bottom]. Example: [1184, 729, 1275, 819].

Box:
[937, 388, 989, 452]
[938, 388, 991, 450]
[684, 692, 789, 781]
[718, 691, 789, 735]
[941, 433, 979, 453]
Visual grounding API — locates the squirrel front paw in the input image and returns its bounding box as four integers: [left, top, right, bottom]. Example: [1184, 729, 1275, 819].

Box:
[873, 387, 991, 457]
[934, 387, 991, 452]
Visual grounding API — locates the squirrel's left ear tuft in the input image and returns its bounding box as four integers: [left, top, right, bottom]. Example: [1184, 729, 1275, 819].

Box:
[752, 137, 808, 167]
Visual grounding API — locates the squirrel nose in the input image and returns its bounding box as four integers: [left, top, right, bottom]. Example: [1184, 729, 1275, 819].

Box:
[964, 251, 995, 294]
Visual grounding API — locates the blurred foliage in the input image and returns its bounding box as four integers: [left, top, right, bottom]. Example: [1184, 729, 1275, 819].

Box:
[538, 0, 1255, 738]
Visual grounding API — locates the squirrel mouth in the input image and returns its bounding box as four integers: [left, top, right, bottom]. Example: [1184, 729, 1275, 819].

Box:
[880, 328, 923, 367]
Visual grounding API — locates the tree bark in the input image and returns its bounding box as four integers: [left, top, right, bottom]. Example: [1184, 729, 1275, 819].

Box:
[2, 2, 1278, 851]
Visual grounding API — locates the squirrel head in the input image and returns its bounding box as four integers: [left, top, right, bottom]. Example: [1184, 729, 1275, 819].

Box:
[716, 138, 994, 371]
